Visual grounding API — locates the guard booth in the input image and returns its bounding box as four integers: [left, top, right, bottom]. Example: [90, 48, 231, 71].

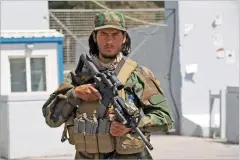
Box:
[0, 30, 74, 159]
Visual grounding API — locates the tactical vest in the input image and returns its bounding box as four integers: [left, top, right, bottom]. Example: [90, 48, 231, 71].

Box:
[62, 57, 146, 156]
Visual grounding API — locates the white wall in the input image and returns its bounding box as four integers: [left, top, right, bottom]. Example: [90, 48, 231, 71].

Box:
[0, 1, 49, 30]
[178, 1, 239, 137]
[0, 95, 75, 159]
[0, 101, 9, 159]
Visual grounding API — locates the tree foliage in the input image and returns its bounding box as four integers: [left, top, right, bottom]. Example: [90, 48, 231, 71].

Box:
[49, 1, 164, 9]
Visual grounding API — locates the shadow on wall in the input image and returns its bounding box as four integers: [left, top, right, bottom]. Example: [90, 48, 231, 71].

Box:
[126, 6, 183, 134]
[0, 99, 10, 160]
[181, 117, 204, 137]
[162, 5, 182, 134]
[184, 73, 196, 83]
[209, 90, 222, 139]
[128, 6, 182, 135]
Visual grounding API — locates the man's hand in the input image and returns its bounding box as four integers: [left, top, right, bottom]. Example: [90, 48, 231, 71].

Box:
[74, 84, 102, 102]
[110, 121, 132, 136]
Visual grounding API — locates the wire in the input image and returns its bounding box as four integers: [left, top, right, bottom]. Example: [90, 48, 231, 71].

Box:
[129, 25, 162, 57]
[49, 11, 89, 51]
[90, 0, 168, 27]
[167, 9, 181, 134]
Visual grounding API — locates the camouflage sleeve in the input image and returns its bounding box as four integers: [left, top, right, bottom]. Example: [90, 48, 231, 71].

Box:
[42, 71, 82, 128]
[125, 66, 174, 133]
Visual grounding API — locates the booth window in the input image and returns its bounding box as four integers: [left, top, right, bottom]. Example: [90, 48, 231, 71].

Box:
[10, 58, 27, 92]
[30, 58, 46, 91]
[9, 57, 47, 92]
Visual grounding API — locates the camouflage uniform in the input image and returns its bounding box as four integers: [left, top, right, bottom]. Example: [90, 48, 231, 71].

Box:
[42, 11, 174, 159]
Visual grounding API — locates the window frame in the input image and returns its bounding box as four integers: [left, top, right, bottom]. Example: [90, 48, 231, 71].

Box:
[30, 57, 47, 92]
[0, 43, 59, 96]
[8, 55, 49, 94]
[9, 57, 27, 93]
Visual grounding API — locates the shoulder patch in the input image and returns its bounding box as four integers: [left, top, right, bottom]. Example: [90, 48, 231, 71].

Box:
[136, 65, 164, 96]
[137, 66, 155, 78]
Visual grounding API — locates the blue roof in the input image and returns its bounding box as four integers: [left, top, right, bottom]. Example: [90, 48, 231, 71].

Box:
[0, 29, 64, 44]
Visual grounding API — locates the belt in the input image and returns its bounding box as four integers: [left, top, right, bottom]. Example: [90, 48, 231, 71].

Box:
[102, 150, 145, 159]
[103, 151, 116, 159]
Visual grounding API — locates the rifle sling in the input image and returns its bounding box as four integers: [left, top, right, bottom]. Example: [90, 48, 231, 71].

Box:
[115, 56, 126, 75]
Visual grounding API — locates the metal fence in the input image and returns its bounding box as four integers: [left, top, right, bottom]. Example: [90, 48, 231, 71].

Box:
[49, 8, 165, 70]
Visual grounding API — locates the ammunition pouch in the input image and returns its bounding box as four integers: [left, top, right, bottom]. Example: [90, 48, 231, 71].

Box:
[74, 132, 86, 152]
[97, 133, 115, 153]
[64, 115, 146, 155]
[74, 133, 115, 154]
[116, 132, 145, 154]
[73, 116, 115, 154]
[85, 133, 98, 153]
[62, 117, 75, 145]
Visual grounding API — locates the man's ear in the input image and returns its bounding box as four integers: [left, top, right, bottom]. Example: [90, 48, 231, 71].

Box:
[122, 32, 126, 44]
[93, 32, 97, 43]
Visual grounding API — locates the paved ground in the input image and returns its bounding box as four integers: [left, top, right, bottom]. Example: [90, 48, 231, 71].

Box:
[19, 135, 239, 160]
[149, 135, 239, 160]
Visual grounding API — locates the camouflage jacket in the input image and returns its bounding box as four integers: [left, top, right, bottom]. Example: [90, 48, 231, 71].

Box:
[42, 65, 174, 133]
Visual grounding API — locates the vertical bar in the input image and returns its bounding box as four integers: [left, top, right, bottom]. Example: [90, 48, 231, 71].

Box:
[209, 90, 212, 137]
[26, 56, 31, 93]
[45, 56, 49, 92]
[58, 42, 64, 84]
[220, 90, 226, 139]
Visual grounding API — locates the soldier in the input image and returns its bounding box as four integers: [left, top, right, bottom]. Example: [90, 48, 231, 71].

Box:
[42, 11, 174, 159]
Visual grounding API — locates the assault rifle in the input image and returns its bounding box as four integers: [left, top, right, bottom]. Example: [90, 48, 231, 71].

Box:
[72, 53, 154, 151]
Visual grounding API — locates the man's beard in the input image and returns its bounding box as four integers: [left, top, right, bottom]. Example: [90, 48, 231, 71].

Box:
[100, 48, 121, 60]
[102, 54, 117, 59]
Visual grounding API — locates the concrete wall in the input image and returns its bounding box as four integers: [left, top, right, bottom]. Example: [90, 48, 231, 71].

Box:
[177, 1, 239, 137]
[0, 0, 49, 30]
[162, 2, 182, 134]
[0, 95, 74, 159]
[225, 86, 239, 143]
[0, 101, 9, 159]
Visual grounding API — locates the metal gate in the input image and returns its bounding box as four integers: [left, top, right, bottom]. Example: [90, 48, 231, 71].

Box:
[49, 8, 166, 70]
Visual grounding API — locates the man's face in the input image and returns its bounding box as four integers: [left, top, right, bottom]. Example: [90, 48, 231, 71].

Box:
[95, 28, 126, 59]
